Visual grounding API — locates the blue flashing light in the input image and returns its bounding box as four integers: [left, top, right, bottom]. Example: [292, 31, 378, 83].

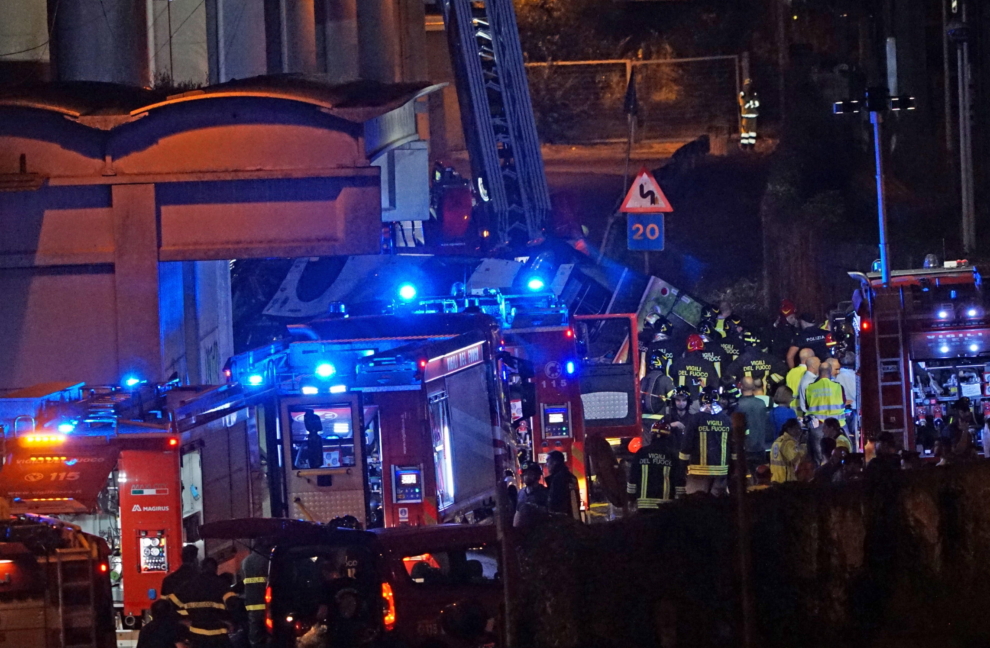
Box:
[329, 385, 347, 394]
[526, 277, 546, 292]
[57, 422, 75, 434]
[565, 361, 576, 375]
[969, 343, 979, 353]
[247, 374, 264, 386]
[937, 310, 950, 319]
[315, 362, 337, 378]
[967, 307, 979, 318]
[398, 283, 418, 301]
[123, 376, 141, 388]
[301, 386, 319, 395]
[940, 345, 950, 354]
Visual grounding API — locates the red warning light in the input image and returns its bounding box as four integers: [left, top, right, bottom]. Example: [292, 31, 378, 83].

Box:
[168, 438, 179, 447]
[99, 563, 109, 573]
[419, 359, 427, 369]
[565, 328, 574, 338]
[861, 319, 872, 332]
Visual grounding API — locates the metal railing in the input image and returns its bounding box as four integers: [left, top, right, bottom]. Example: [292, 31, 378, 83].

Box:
[525, 55, 741, 144]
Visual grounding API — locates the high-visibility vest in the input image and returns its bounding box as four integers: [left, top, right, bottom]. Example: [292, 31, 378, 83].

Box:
[805, 379, 845, 419]
[770, 433, 803, 483]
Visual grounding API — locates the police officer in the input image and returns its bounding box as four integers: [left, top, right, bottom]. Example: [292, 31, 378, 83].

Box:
[739, 78, 760, 150]
[240, 543, 271, 648]
[787, 313, 832, 367]
[697, 322, 730, 380]
[645, 317, 678, 376]
[670, 334, 718, 398]
[725, 331, 788, 395]
[628, 420, 685, 508]
[678, 388, 733, 496]
[174, 558, 237, 648]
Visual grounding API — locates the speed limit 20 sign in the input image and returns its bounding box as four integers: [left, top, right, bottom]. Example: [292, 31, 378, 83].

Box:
[627, 214, 664, 251]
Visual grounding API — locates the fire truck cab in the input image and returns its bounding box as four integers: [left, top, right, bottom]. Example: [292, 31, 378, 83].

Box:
[852, 261, 987, 452]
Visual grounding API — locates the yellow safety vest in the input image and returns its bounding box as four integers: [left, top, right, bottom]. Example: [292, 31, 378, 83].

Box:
[770, 433, 803, 483]
[804, 379, 845, 419]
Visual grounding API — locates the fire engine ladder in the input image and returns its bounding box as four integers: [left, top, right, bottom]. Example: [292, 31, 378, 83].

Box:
[441, 0, 551, 245]
[54, 548, 99, 648]
[873, 291, 911, 447]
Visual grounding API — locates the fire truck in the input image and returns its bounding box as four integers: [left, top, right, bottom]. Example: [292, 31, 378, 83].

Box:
[851, 261, 987, 452]
[0, 514, 115, 648]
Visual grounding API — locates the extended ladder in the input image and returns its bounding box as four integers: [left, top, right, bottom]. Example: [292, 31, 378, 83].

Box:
[873, 289, 912, 449]
[54, 548, 99, 648]
[441, 0, 551, 246]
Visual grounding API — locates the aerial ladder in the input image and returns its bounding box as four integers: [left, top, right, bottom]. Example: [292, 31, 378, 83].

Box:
[440, 0, 552, 246]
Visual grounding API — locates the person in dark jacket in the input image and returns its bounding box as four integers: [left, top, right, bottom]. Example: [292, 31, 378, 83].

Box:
[670, 334, 718, 398]
[679, 388, 733, 496]
[137, 599, 187, 648]
[513, 462, 549, 527]
[628, 420, 685, 508]
[545, 451, 579, 519]
[240, 542, 271, 648]
[162, 544, 200, 606]
[174, 558, 237, 648]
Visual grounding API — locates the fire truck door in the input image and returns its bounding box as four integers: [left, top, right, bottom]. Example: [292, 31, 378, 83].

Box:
[280, 394, 371, 525]
[573, 315, 642, 438]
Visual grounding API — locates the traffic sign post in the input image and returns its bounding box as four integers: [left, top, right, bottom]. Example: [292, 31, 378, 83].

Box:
[627, 214, 665, 251]
[621, 167, 672, 251]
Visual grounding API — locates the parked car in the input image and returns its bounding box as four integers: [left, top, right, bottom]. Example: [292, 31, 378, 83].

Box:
[201, 519, 502, 648]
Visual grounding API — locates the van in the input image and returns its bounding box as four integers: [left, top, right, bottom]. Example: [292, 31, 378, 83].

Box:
[202, 519, 502, 648]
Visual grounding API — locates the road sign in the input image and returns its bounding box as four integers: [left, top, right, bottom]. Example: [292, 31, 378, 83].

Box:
[627, 214, 664, 251]
[620, 167, 673, 213]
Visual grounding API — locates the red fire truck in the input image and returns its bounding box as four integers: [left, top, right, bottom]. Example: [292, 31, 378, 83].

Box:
[851, 261, 987, 452]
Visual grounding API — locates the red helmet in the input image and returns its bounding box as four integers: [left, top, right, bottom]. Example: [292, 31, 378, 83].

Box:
[686, 334, 705, 352]
[780, 299, 797, 317]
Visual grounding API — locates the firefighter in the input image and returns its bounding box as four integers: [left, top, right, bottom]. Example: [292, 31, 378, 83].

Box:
[699, 306, 721, 334]
[645, 317, 678, 376]
[739, 78, 759, 150]
[240, 542, 271, 648]
[628, 420, 685, 509]
[163, 544, 200, 607]
[725, 331, 788, 394]
[678, 388, 733, 496]
[697, 321, 730, 380]
[174, 557, 237, 648]
[670, 334, 718, 398]
[666, 388, 697, 443]
[719, 331, 744, 363]
[770, 418, 805, 483]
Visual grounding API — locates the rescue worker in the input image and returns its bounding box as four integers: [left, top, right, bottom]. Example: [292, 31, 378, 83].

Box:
[163, 544, 200, 607]
[546, 450, 580, 520]
[738, 78, 759, 150]
[804, 363, 847, 464]
[174, 557, 237, 648]
[714, 302, 733, 339]
[670, 334, 718, 399]
[240, 542, 271, 648]
[719, 331, 744, 363]
[770, 418, 805, 483]
[645, 317, 678, 376]
[697, 321, 730, 380]
[628, 420, 685, 508]
[770, 299, 800, 359]
[666, 388, 697, 441]
[725, 331, 788, 395]
[699, 305, 721, 334]
[678, 388, 733, 496]
[513, 462, 549, 528]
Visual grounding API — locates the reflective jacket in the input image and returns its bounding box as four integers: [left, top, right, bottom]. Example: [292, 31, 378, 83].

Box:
[679, 411, 734, 477]
[700, 346, 731, 379]
[241, 550, 269, 614]
[628, 434, 685, 505]
[670, 352, 718, 397]
[739, 91, 760, 117]
[726, 349, 788, 390]
[805, 379, 846, 420]
[770, 432, 804, 482]
[174, 572, 236, 638]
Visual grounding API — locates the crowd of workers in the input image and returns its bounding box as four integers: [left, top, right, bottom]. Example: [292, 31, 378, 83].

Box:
[624, 299, 985, 510]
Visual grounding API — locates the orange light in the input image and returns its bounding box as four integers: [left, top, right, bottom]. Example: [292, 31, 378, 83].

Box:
[382, 582, 397, 631]
[0, 560, 12, 565]
[627, 437, 642, 454]
[168, 438, 179, 447]
[99, 563, 109, 573]
[23, 434, 66, 445]
[265, 585, 274, 631]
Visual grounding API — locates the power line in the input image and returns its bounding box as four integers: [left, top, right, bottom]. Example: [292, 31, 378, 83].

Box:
[152, 0, 208, 65]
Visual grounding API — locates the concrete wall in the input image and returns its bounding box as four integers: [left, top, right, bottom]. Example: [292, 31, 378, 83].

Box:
[516, 462, 990, 648]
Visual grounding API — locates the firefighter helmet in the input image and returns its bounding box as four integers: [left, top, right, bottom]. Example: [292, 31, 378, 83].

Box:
[697, 321, 717, 340]
[686, 334, 705, 352]
[742, 329, 763, 348]
[730, 314, 743, 326]
[650, 420, 671, 435]
[700, 305, 719, 321]
[653, 317, 673, 337]
[699, 388, 720, 406]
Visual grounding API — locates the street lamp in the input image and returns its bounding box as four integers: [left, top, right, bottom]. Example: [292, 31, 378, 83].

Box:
[833, 87, 915, 287]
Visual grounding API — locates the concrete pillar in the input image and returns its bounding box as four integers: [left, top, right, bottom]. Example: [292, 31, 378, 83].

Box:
[399, 0, 428, 82]
[112, 184, 161, 383]
[323, 0, 359, 83]
[51, 0, 149, 85]
[357, 0, 399, 82]
[283, 0, 318, 73]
